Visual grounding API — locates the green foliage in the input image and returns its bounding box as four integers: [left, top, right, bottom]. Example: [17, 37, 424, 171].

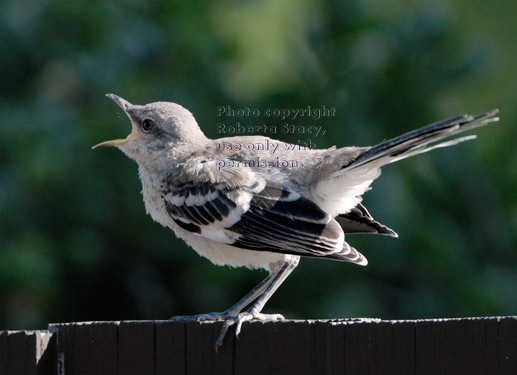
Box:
[0, 0, 515, 329]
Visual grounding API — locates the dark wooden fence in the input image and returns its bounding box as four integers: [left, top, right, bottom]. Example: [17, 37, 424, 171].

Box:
[1, 317, 516, 375]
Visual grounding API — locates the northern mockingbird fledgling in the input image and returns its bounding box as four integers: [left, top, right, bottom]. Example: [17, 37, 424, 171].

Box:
[93, 94, 498, 348]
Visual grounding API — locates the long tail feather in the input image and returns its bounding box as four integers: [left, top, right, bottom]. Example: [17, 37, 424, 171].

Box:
[344, 109, 499, 171]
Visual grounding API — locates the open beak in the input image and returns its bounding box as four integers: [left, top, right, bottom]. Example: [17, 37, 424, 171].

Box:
[92, 94, 136, 149]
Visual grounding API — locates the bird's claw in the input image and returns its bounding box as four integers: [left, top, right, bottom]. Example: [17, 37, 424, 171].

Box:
[215, 312, 285, 351]
[169, 312, 227, 321]
[170, 311, 285, 351]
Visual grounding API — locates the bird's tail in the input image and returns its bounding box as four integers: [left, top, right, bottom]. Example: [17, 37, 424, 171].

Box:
[342, 109, 499, 172]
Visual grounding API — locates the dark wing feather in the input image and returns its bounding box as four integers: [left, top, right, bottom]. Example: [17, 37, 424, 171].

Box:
[230, 182, 343, 255]
[336, 203, 397, 237]
[161, 176, 366, 264]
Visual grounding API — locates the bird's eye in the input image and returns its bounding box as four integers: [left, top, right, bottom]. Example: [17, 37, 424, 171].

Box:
[141, 119, 155, 133]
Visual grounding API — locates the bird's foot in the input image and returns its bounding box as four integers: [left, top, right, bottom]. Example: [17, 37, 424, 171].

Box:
[169, 312, 229, 322]
[169, 310, 285, 351]
[215, 311, 284, 351]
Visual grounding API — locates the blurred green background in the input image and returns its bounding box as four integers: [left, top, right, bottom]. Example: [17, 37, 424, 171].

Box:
[1, 0, 516, 330]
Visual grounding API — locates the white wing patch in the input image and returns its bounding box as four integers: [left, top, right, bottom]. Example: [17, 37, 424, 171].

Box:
[160, 177, 365, 262]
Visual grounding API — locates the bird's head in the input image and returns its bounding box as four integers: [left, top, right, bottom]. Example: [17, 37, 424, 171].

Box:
[93, 94, 207, 168]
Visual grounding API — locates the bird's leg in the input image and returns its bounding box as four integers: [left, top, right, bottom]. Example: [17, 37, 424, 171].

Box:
[215, 256, 300, 349]
[220, 271, 276, 316]
[170, 256, 300, 350]
[169, 269, 276, 322]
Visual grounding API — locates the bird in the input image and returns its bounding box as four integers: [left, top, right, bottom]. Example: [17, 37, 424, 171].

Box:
[93, 94, 499, 349]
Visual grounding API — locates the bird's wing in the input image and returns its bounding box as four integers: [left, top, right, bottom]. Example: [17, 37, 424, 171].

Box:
[336, 203, 397, 237]
[161, 162, 366, 264]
